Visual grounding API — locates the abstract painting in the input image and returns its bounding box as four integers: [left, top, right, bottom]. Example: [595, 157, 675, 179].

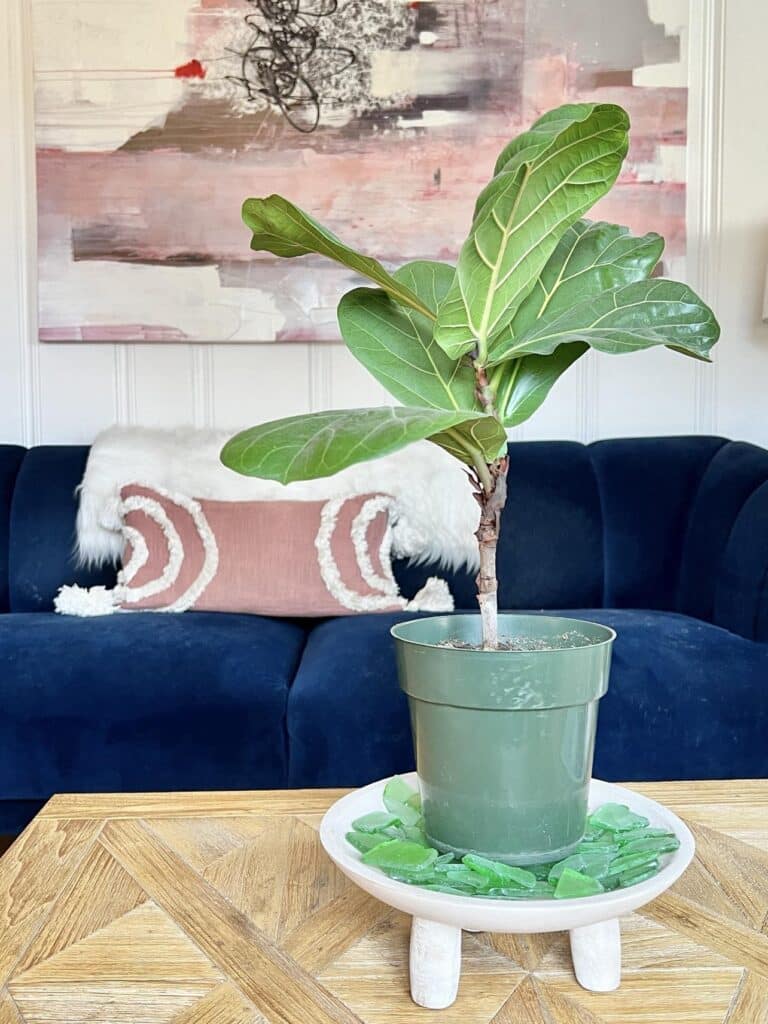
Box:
[33, 0, 688, 342]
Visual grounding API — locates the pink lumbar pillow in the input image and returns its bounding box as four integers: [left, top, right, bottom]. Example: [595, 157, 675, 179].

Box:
[54, 484, 453, 617]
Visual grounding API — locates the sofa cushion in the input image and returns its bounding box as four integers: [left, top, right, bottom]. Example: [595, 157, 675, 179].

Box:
[0, 611, 306, 798]
[287, 609, 768, 787]
[0, 445, 25, 612]
[9, 446, 116, 612]
[395, 441, 604, 611]
[588, 436, 727, 611]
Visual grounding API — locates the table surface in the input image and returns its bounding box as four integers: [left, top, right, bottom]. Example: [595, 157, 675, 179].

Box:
[1, 781, 767, 1024]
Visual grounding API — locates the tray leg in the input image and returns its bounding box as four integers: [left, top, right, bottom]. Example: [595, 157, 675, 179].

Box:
[409, 917, 462, 1009]
[569, 918, 621, 992]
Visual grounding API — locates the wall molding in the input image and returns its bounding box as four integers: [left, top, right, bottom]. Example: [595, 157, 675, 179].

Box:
[8, 0, 41, 445]
[191, 345, 216, 427]
[308, 344, 334, 411]
[687, 0, 726, 435]
[113, 346, 137, 425]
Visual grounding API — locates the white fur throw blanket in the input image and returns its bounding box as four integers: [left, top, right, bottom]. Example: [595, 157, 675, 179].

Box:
[76, 426, 481, 573]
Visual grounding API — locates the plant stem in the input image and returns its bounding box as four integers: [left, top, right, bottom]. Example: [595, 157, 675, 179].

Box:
[470, 354, 509, 651]
[474, 456, 508, 650]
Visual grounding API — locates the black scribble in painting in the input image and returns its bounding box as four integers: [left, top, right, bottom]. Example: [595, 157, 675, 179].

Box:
[229, 0, 356, 133]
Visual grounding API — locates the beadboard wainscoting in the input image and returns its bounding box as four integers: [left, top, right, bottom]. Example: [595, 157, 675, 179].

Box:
[2, 0, 767, 449]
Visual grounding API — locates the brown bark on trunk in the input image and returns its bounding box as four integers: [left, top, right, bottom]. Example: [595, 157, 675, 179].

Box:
[474, 457, 509, 650]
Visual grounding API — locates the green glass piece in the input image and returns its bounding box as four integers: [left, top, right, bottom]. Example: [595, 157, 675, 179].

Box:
[352, 811, 402, 834]
[463, 854, 537, 889]
[421, 883, 476, 895]
[361, 839, 438, 871]
[406, 792, 423, 813]
[581, 823, 610, 843]
[620, 835, 680, 857]
[399, 824, 429, 846]
[521, 861, 553, 880]
[554, 868, 604, 899]
[548, 850, 616, 883]
[606, 850, 659, 876]
[382, 777, 423, 826]
[488, 881, 556, 900]
[440, 865, 492, 891]
[617, 861, 660, 887]
[383, 776, 418, 806]
[345, 830, 390, 854]
[588, 803, 650, 832]
[435, 852, 456, 865]
[616, 827, 676, 844]
[574, 841, 620, 856]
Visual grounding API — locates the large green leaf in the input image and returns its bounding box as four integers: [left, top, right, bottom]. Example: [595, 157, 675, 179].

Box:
[221, 407, 499, 483]
[487, 279, 720, 365]
[488, 221, 663, 425]
[494, 345, 588, 427]
[433, 104, 629, 361]
[510, 220, 664, 335]
[242, 196, 434, 319]
[337, 261, 479, 412]
[491, 105, 614, 179]
[430, 417, 509, 465]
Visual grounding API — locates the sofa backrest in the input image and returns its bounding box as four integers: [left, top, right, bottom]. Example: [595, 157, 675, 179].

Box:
[0, 446, 26, 612]
[3, 437, 768, 639]
[3, 446, 116, 612]
[677, 440, 768, 641]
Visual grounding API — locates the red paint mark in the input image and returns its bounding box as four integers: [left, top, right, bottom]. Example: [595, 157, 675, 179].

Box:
[175, 59, 206, 79]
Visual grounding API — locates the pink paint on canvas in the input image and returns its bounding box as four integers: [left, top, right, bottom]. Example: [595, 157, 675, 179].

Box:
[33, 0, 689, 343]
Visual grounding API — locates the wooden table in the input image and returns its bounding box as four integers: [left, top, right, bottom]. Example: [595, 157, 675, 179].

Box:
[1, 782, 767, 1024]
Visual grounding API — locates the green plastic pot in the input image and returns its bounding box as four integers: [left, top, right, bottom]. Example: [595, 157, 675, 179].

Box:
[391, 614, 615, 865]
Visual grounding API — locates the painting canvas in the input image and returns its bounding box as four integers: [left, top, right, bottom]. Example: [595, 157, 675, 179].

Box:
[33, 0, 688, 343]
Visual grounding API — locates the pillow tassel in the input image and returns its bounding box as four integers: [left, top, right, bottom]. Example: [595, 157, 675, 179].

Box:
[405, 576, 454, 613]
[54, 584, 119, 617]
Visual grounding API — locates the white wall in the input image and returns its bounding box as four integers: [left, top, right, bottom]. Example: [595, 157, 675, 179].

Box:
[2, 0, 767, 448]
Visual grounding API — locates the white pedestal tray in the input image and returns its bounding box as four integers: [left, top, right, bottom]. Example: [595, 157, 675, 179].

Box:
[320, 773, 695, 1010]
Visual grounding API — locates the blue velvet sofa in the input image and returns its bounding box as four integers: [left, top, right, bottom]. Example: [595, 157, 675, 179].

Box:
[1, 436, 767, 835]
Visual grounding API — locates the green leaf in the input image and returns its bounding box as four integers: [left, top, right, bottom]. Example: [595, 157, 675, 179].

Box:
[221, 406, 497, 483]
[492, 104, 615, 178]
[487, 279, 721, 365]
[242, 195, 434, 319]
[337, 260, 479, 412]
[489, 221, 662, 427]
[495, 345, 588, 427]
[433, 104, 629, 361]
[511, 220, 664, 335]
[430, 417, 508, 465]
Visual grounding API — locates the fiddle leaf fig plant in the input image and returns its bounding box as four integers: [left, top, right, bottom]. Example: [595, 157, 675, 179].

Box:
[221, 102, 720, 650]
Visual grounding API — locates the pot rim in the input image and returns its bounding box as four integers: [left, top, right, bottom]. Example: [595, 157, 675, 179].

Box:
[390, 612, 617, 654]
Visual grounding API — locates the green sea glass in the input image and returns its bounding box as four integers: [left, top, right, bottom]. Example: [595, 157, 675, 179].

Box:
[588, 803, 650, 832]
[620, 835, 680, 856]
[382, 777, 423, 827]
[361, 839, 437, 872]
[463, 855, 537, 889]
[548, 850, 615, 883]
[617, 862, 660, 887]
[616, 827, 675, 843]
[345, 780, 678, 901]
[554, 868, 605, 899]
[346, 830, 390, 854]
[352, 811, 402, 833]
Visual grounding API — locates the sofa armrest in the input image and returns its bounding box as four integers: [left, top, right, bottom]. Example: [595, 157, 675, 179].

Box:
[713, 479, 768, 642]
